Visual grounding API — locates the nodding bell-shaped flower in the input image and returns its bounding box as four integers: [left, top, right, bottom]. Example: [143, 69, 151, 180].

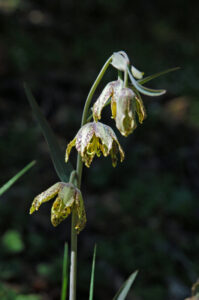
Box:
[93, 79, 146, 137]
[30, 182, 86, 233]
[111, 85, 146, 137]
[65, 121, 124, 168]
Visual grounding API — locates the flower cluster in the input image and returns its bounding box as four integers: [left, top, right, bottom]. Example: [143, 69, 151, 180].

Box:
[66, 51, 165, 168]
[30, 51, 166, 231]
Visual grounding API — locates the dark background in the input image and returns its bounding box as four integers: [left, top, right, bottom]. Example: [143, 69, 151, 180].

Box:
[0, 1, 199, 299]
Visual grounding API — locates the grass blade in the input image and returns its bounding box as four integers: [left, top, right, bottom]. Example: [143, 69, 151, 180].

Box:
[0, 161, 36, 196]
[24, 83, 73, 182]
[113, 270, 138, 300]
[138, 67, 180, 85]
[89, 244, 97, 300]
[61, 243, 69, 300]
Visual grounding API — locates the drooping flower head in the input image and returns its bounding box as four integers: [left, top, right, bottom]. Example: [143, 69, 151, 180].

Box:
[93, 79, 146, 137]
[65, 121, 124, 168]
[30, 182, 86, 233]
[92, 51, 166, 137]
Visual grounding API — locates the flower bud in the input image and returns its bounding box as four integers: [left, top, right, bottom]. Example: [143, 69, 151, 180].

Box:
[111, 51, 130, 71]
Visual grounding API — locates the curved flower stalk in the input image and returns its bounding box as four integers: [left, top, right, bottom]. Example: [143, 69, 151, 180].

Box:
[65, 121, 124, 167]
[30, 182, 86, 233]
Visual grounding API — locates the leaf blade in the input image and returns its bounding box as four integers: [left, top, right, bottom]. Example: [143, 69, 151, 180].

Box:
[24, 83, 73, 182]
[89, 244, 97, 300]
[113, 270, 138, 300]
[0, 161, 36, 196]
[138, 67, 180, 85]
[61, 243, 69, 300]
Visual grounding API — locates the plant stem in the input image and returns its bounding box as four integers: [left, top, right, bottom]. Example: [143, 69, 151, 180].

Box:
[124, 68, 128, 88]
[80, 56, 113, 127]
[69, 55, 112, 300]
[61, 243, 68, 300]
[69, 212, 78, 300]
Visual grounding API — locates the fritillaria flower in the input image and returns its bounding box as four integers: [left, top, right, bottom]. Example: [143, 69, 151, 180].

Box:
[65, 121, 124, 167]
[92, 51, 166, 137]
[30, 182, 86, 233]
[93, 79, 146, 137]
[111, 86, 146, 137]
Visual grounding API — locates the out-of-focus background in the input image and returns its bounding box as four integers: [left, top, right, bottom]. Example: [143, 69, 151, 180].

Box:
[0, 1, 199, 299]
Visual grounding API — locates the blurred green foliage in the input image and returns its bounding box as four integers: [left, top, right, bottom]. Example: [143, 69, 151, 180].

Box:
[2, 230, 24, 253]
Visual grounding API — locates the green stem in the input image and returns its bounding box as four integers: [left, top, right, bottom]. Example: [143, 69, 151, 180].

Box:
[69, 55, 112, 300]
[124, 68, 128, 88]
[118, 70, 123, 81]
[80, 56, 113, 127]
[61, 243, 68, 300]
[69, 212, 78, 300]
[69, 170, 77, 185]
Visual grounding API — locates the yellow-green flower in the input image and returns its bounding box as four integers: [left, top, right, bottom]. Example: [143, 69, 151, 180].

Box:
[93, 79, 146, 137]
[65, 121, 124, 168]
[30, 182, 86, 233]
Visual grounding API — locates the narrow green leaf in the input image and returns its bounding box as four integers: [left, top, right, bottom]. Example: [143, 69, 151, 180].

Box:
[138, 67, 180, 85]
[89, 244, 97, 300]
[128, 69, 166, 96]
[0, 161, 36, 196]
[24, 83, 73, 182]
[61, 243, 68, 300]
[113, 270, 138, 300]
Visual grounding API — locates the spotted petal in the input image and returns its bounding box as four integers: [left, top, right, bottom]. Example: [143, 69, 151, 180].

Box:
[114, 88, 137, 137]
[51, 183, 76, 227]
[30, 182, 61, 214]
[74, 190, 87, 233]
[135, 92, 147, 124]
[65, 122, 125, 168]
[93, 82, 114, 121]
[94, 122, 125, 165]
[65, 138, 76, 163]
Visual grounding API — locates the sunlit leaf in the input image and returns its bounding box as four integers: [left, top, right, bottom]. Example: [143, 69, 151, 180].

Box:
[0, 160, 35, 196]
[24, 83, 73, 182]
[89, 244, 97, 300]
[113, 270, 138, 300]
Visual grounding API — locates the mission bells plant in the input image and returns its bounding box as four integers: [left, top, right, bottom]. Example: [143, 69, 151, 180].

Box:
[28, 51, 169, 300]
